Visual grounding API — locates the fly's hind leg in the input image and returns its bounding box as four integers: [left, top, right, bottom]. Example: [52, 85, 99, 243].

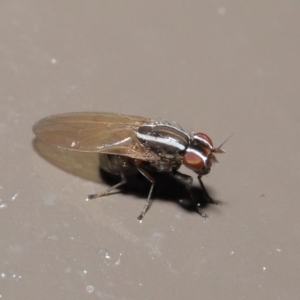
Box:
[87, 155, 155, 222]
[86, 171, 127, 200]
[134, 163, 155, 222]
[172, 171, 207, 218]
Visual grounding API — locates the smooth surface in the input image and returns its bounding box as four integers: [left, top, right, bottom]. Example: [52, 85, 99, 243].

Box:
[1, 1, 300, 299]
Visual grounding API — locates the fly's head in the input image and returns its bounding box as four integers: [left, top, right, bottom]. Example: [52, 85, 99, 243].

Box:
[182, 133, 225, 177]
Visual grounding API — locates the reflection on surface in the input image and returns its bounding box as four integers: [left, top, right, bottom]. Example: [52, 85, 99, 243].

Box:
[32, 138, 143, 243]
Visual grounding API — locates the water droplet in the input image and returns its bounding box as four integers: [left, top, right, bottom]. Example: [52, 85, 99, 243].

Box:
[12, 193, 18, 201]
[115, 254, 122, 266]
[98, 249, 111, 259]
[86, 285, 94, 293]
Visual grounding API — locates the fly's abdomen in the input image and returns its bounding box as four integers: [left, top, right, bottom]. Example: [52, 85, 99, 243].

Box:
[99, 154, 138, 176]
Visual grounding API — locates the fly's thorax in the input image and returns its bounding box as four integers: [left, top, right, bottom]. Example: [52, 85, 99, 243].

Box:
[183, 133, 215, 175]
[148, 156, 182, 173]
[136, 123, 190, 172]
[136, 123, 190, 156]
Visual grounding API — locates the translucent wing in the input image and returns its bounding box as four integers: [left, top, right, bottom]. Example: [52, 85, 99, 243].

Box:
[33, 112, 160, 162]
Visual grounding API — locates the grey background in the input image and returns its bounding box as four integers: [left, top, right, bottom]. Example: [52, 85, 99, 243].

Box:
[1, 1, 300, 299]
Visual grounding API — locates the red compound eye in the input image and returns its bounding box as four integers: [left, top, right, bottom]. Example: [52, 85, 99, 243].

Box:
[195, 133, 213, 148]
[183, 150, 204, 170]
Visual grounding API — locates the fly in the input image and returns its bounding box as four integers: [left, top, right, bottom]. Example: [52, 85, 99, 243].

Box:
[33, 112, 225, 222]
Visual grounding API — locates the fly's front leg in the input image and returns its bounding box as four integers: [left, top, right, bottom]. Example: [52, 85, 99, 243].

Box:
[173, 171, 207, 218]
[86, 171, 127, 200]
[198, 175, 220, 206]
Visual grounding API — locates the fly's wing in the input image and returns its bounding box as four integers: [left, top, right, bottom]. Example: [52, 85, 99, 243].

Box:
[33, 112, 159, 162]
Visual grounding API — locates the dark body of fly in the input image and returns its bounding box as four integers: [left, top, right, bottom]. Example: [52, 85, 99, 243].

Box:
[33, 112, 225, 221]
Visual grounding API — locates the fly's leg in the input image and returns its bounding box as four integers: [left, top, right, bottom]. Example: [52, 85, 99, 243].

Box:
[173, 171, 207, 218]
[134, 164, 155, 222]
[198, 176, 220, 206]
[86, 171, 127, 200]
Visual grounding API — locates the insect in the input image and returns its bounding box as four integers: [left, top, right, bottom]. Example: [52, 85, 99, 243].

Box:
[33, 112, 225, 221]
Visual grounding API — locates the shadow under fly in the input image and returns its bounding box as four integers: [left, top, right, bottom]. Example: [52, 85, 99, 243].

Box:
[88, 158, 220, 221]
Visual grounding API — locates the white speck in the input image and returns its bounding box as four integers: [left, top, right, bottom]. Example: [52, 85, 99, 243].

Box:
[71, 141, 76, 147]
[230, 251, 235, 255]
[139, 283, 142, 286]
[1, 273, 6, 278]
[83, 270, 87, 274]
[86, 285, 94, 293]
[12, 193, 18, 201]
[263, 267, 266, 271]
[218, 7, 226, 15]
[0, 203, 7, 209]
[276, 249, 282, 252]
[51, 58, 57, 64]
